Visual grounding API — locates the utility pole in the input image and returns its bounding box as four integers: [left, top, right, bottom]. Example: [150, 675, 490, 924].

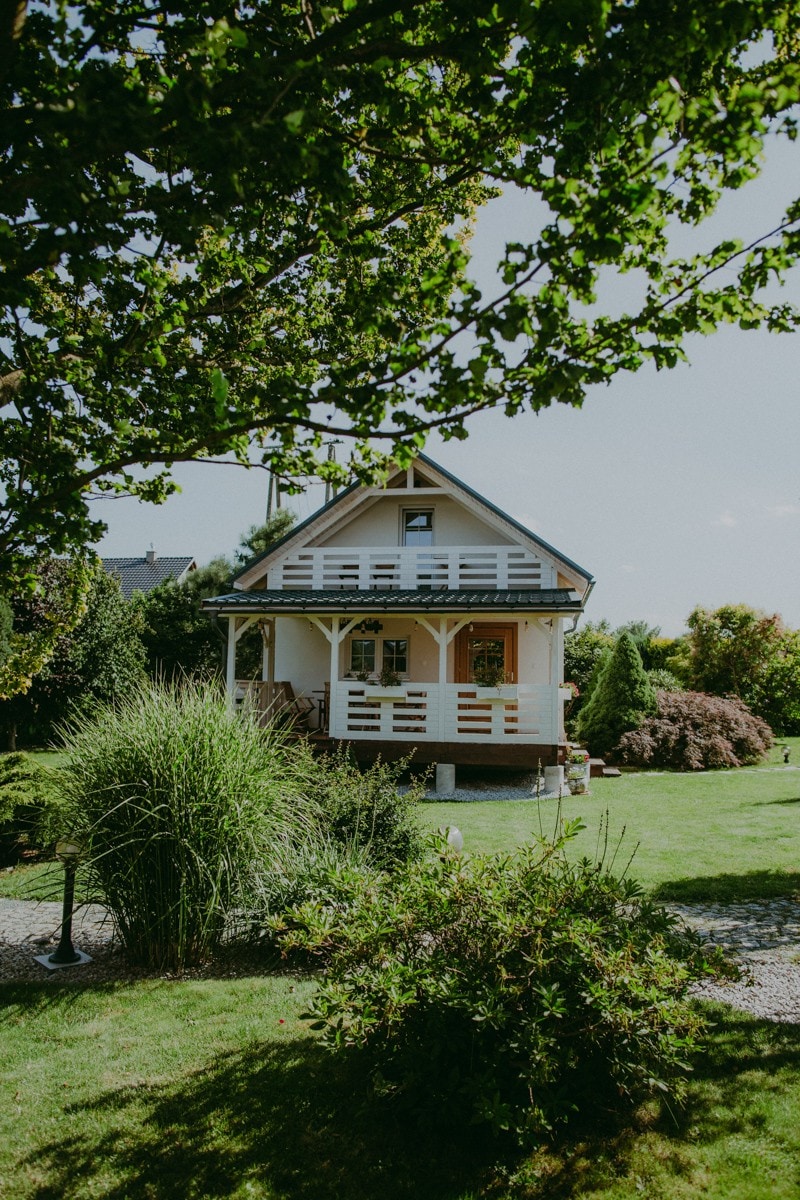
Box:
[324, 440, 341, 505]
[266, 470, 281, 521]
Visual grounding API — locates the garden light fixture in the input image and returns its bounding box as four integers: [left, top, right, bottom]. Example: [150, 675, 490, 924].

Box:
[35, 838, 93, 970]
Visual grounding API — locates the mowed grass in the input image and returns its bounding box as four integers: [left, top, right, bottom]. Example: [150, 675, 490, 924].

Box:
[3, 751, 800, 1198]
[422, 759, 800, 903]
[3, 976, 800, 1199]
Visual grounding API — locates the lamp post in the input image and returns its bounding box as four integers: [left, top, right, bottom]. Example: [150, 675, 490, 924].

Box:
[35, 838, 93, 971]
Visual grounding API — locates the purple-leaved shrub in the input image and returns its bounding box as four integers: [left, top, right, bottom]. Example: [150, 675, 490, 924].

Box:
[615, 690, 772, 770]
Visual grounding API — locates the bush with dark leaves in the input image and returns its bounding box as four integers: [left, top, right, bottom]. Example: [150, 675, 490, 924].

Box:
[615, 690, 772, 770]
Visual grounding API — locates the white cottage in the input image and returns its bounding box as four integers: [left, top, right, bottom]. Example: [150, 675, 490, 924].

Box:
[202, 455, 594, 768]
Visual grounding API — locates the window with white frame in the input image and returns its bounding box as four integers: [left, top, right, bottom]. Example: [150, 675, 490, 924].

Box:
[402, 509, 433, 546]
[349, 638, 376, 676]
[348, 637, 409, 678]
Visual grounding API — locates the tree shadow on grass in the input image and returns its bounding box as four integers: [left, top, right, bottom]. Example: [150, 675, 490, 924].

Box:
[652, 869, 800, 904]
[487, 1014, 800, 1199]
[22, 1034, 506, 1200]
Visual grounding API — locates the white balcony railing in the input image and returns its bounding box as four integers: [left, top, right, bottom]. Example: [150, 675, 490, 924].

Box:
[332, 683, 558, 743]
[268, 545, 555, 591]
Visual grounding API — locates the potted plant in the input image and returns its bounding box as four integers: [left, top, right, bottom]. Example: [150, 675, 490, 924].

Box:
[566, 747, 590, 795]
[473, 663, 516, 700]
[364, 664, 407, 700]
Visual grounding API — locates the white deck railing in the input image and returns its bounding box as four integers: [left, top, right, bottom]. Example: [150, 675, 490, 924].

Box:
[332, 682, 559, 743]
[268, 545, 556, 591]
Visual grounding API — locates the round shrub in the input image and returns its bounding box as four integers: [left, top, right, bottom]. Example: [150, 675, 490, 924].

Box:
[312, 747, 426, 870]
[0, 751, 66, 864]
[615, 689, 772, 770]
[275, 824, 723, 1145]
[54, 680, 315, 969]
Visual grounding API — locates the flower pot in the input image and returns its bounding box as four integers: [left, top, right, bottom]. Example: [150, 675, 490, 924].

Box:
[474, 685, 518, 701]
[363, 684, 407, 701]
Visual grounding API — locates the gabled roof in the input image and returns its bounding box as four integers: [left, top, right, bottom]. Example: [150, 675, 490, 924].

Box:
[102, 554, 196, 598]
[201, 588, 584, 616]
[234, 453, 593, 591]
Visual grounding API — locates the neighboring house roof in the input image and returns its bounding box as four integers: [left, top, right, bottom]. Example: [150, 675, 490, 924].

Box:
[102, 552, 196, 598]
[201, 588, 584, 616]
[233, 453, 594, 592]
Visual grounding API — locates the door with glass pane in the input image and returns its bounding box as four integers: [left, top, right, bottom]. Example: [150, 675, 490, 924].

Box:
[455, 624, 517, 685]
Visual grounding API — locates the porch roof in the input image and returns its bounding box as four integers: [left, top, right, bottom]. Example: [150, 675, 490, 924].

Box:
[201, 587, 584, 616]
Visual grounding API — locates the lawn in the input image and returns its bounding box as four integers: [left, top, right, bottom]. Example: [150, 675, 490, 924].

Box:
[3, 977, 800, 1199]
[422, 759, 800, 903]
[3, 757, 800, 1198]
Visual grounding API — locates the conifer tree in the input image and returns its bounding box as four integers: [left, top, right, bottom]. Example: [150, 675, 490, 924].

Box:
[577, 632, 657, 758]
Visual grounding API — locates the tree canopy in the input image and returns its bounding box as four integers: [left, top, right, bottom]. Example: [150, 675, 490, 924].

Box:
[3, 1, 800, 579]
[684, 603, 800, 734]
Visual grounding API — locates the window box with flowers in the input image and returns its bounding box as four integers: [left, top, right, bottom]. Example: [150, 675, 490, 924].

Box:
[363, 664, 408, 701]
[472, 663, 518, 701]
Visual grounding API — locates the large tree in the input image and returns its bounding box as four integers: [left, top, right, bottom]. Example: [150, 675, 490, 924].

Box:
[0, 560, 146, 747]
[2, 1, 800, 584]
[684, 603, 800, 735]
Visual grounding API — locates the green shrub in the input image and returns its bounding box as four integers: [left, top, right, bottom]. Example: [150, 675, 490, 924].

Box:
[577, 631, 657, 757]
[312, 747, 426, 870]
[53, 680, 316, 969]
[647, 667, 684, 692]
[0, 752, 66, 864]
[253, 838, 380, 943]
[276, 820, 725, 1145]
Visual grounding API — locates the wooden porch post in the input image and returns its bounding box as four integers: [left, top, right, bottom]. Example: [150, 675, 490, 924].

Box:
[545, 617, 559, 742]
[438, 616, 448, 741]
[225, 615, 237, 705]
[328, 618, 340, 736]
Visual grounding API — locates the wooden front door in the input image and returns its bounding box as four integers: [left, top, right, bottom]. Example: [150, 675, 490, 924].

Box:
[455, 623, 518, 684]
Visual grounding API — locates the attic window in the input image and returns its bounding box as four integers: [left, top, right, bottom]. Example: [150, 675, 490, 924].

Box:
[402, 509, 433, 546]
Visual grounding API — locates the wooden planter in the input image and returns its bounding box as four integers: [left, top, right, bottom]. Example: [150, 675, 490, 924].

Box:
[474, 685, 518, 701]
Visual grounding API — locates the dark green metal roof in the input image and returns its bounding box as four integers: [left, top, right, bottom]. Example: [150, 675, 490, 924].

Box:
[202, 588, 583, 615]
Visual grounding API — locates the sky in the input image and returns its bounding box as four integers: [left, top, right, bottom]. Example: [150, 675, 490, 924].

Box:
[94, 142, 800, 640]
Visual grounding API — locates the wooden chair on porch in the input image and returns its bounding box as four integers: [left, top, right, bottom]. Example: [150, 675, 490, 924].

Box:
[274, 682, 315, 732]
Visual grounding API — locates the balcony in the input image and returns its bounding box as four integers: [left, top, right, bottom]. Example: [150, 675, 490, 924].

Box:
[267, 545, 556, 591]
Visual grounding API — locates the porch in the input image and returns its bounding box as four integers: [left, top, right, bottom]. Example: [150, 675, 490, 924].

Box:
[235, 681, 566, 763]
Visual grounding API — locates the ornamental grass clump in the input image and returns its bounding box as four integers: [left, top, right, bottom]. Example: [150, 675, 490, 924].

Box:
[54, 680, 315, 969]
[275, 818, 728, 1145]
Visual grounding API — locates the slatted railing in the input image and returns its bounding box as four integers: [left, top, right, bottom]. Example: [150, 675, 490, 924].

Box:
[269, 546, 555, 591]
[332, 683, 557, 742]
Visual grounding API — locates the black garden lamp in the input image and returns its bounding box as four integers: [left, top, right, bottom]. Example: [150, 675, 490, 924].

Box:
[36, 838, 92, 970]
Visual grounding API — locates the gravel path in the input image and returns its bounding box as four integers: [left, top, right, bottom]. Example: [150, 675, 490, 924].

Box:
[2, 893, 799, 1021]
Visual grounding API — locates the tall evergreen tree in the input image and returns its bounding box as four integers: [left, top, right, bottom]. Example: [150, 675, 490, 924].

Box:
[577, 632, 657, 758]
